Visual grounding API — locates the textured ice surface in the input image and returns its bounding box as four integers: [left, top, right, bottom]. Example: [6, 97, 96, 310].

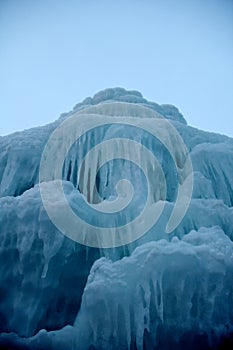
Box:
[1, 89, 232, 201]
[0, 228, 232, 349]
[0, 184, 101, 336]
[0, 88, 233, 349]
[74, 227, 233, 350]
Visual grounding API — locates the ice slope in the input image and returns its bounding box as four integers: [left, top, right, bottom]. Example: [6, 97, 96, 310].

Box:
[0, 87, 233, 349]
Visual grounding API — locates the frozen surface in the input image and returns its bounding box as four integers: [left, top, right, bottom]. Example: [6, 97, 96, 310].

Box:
[0, 184, 99, 336]
[74, 227, 233, 350]
[0, 88, 233, 349]
[0, 227, 232, 350]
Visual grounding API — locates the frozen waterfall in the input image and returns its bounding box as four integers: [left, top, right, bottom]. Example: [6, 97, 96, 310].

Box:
[0, 88, 232, 349]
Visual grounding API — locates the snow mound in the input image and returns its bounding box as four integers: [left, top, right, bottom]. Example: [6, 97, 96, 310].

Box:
[72, 87, 187, 124]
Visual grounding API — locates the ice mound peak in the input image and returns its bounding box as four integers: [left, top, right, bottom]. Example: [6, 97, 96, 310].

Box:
[70, 87, 187, 124]
[92, 87, 144, 103]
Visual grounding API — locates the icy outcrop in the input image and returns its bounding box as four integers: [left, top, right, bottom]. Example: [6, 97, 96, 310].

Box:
[191, 142, 233, 206]
[74, 227, 233, 350]
[0, 184, 100, 336]
[0, 122, 58, 197]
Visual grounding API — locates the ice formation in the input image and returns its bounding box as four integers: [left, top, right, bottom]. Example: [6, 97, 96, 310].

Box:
[0, 88, 232, 349]
[74, 227, 233, 350]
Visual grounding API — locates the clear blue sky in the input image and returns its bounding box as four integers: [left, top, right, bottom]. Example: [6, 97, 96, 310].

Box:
[1, 0, 233, 136]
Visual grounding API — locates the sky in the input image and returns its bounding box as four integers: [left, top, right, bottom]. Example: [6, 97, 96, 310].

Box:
[0, 0, 233, 137]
